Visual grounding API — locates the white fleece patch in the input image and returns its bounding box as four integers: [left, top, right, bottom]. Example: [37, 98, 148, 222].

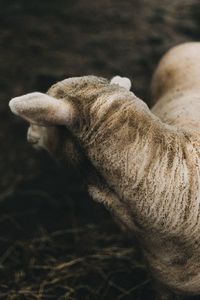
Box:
[110, 76, 132, 90]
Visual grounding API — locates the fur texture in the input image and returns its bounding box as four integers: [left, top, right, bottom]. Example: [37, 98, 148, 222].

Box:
[8, 51, 200, 299]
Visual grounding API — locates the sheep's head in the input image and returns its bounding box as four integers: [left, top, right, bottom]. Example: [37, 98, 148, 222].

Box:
[9, 76, 131, 161]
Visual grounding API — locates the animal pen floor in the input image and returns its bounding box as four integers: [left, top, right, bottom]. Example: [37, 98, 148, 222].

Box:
[1, 0, 200, 299]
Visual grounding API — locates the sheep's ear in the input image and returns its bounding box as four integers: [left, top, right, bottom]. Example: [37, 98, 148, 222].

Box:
[110, 76, 131, 90]
[9, 92, 75, 126]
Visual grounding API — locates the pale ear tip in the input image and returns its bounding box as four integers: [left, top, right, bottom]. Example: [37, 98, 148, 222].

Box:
[8, 92, 41, 115]
[9, 98, 19, 115]
[110, 75, 132, 90]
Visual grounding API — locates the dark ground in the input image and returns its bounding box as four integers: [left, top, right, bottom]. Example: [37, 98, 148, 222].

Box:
[1, 1, 200, 299]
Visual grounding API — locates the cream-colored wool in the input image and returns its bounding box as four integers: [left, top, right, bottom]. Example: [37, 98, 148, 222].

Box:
[8, 52, 200, 300]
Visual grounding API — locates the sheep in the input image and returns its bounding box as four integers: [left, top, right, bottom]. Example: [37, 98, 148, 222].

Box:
[8, 43, 200, 300]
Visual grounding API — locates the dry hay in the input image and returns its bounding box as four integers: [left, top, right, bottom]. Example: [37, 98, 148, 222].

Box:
[0, 205, 151, 300]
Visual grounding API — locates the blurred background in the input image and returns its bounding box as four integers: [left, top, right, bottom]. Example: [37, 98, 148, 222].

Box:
[1, 0, 200, 299]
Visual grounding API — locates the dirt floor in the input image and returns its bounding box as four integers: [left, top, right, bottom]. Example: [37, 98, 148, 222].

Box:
[1, 0, 200, 299]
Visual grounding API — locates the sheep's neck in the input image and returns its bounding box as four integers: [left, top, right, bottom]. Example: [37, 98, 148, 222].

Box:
[79, 96, 192, 234]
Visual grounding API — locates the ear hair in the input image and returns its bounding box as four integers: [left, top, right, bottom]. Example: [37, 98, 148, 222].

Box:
[110, 76, 132, 90]
[9, 92, 75, 126]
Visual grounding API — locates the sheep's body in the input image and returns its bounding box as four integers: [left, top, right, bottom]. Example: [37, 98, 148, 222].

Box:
[148, 43, 200, 297]
[152, 42, 200, 131]
[9, 43, 200, 299]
